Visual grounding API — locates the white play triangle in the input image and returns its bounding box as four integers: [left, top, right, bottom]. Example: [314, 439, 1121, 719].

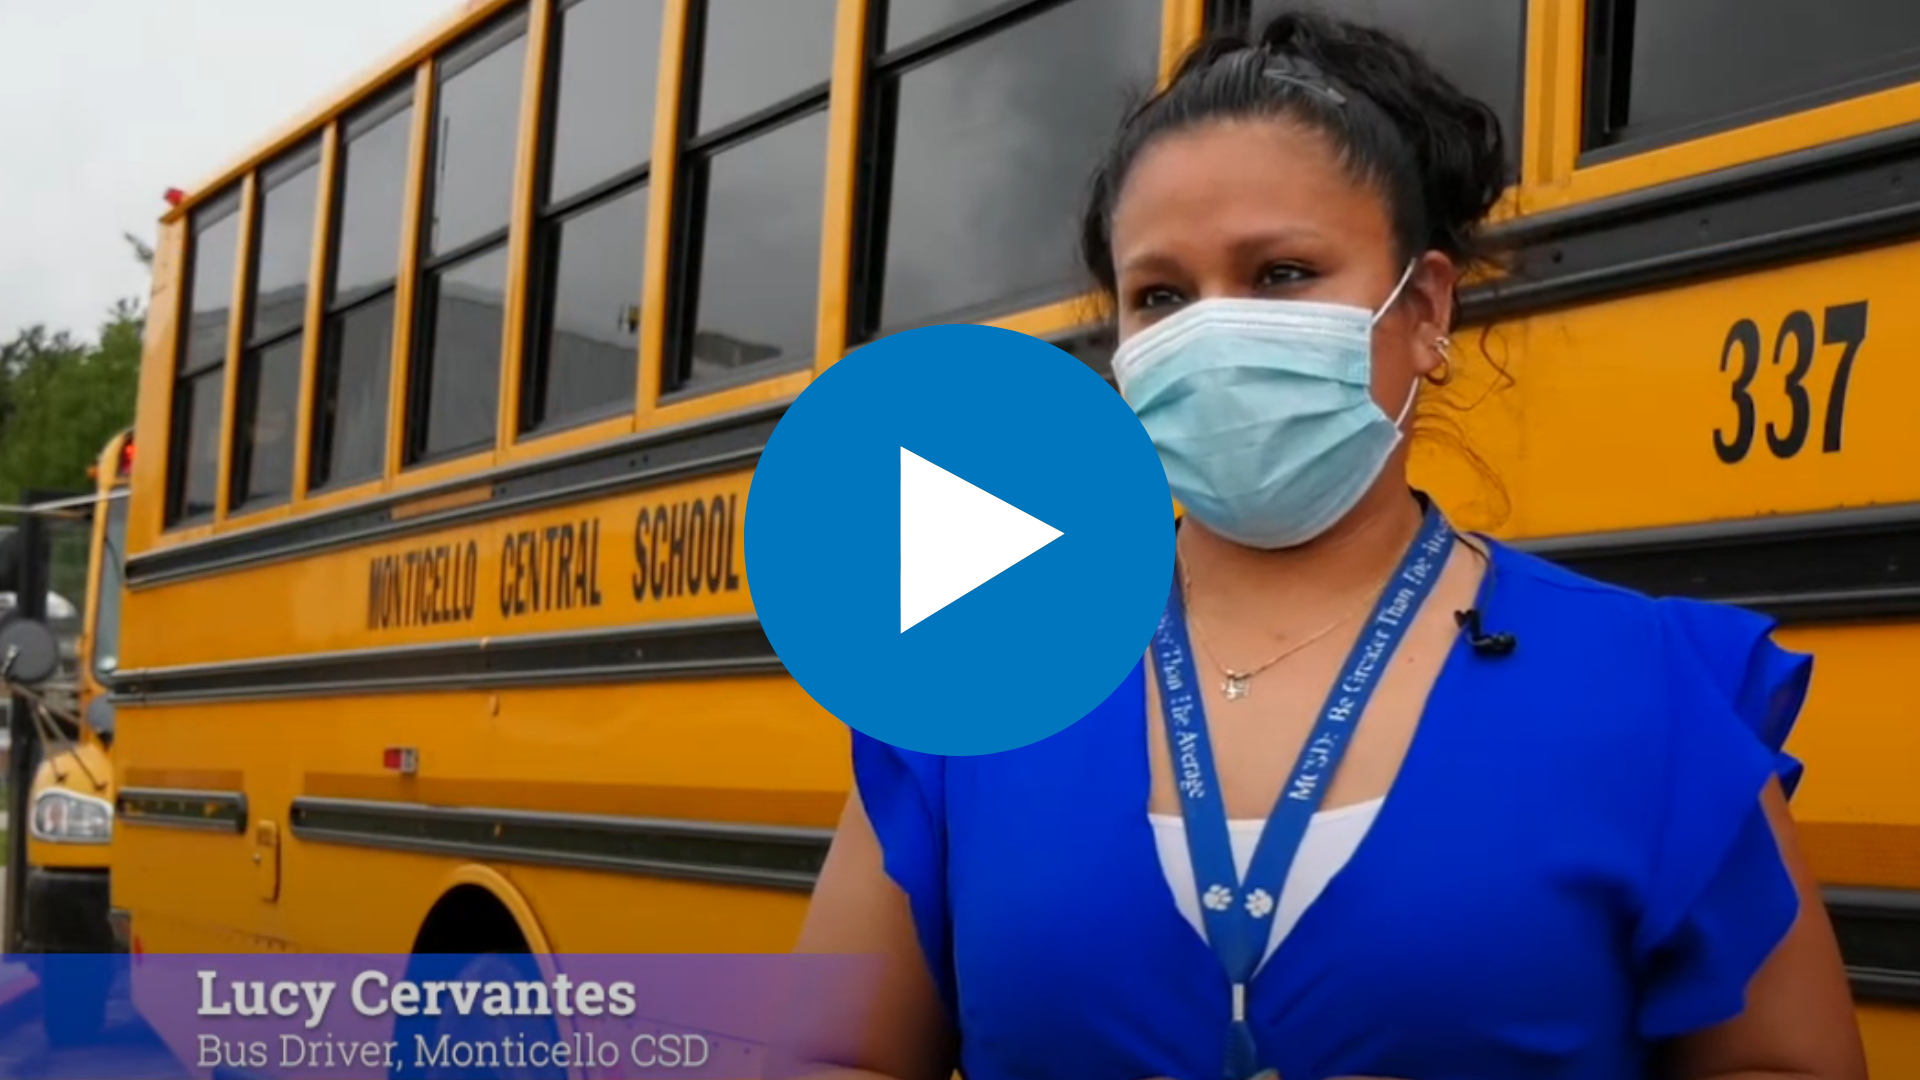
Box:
[899, 446, 1064, 633]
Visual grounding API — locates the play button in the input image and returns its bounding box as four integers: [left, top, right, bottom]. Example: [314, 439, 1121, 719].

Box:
[745, 323, 1173, 756]
[899, 447, 1063, 633]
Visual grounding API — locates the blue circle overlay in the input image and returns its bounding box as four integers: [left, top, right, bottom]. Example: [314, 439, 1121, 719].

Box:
[746, 324, 1173, 756]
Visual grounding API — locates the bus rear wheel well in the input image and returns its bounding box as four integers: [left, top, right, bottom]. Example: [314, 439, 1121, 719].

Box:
[410, 884, 531, 955]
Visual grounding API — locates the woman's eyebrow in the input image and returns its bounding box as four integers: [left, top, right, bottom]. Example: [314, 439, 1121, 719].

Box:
[1223, 226, 1328, 261]
[1117, 249, 1185, 279]
[1119, 226, 1332, 278]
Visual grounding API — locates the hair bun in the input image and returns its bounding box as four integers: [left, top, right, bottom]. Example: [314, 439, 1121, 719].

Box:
[1254, 8, 1508, 262]
[1078, 5, 1513, 308]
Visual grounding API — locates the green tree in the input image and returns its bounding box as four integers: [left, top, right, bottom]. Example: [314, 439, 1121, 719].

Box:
[0, 230, 151, 504]
[0, 238, 150, 608]
[0, 300, 144, 504]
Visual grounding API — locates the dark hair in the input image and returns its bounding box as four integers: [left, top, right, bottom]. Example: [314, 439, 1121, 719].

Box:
[1079, 8, 1508, 306]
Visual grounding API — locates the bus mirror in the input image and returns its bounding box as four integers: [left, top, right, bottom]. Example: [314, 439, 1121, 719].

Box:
[0, 613, 62, 687]
[85, 695, 115, 744]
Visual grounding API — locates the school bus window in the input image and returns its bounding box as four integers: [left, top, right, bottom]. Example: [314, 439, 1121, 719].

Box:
[1241, 0, 1524, 175]
[525, 186, 649, 431]
[679, 113, 830, 393]
[521, 0, 666, 435]
[230, 337, 303, 510]
[167, 186, 244, 527]
[690, 0, 837, 137]
[249, 145, 322, 343]
[312, 86, 413, 492]
[416, 244, 514, 459]
[667, 2, 834, 398]
[879, 0, 1006, 52]
[407, 11, 529, 465]
[232, 141, 321, 511]
[94, 493, 128, 679]
[425, 14, 528, 257]
[547, 0, 664, 204]
[1584, 0, 1920, 154]
[854, 0, 1162, 338]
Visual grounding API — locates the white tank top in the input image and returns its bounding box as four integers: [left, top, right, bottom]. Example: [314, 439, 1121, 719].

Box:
[1149, 798, 1383, 971]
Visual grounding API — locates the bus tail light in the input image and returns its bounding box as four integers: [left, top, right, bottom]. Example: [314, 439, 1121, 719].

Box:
[382, 747, 418, 776]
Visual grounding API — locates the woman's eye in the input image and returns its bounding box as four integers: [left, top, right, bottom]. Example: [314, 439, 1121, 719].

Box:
[1133, 286, 1183, 312]
[1259, 263, 1312, 289]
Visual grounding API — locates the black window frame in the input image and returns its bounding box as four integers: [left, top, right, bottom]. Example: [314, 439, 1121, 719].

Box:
[310, 81, 415, 494]
[519, 0, 664, 437]
[1580, 0, 1920, 161]
[660, 0, 833, 402]
[1580, 0, 1634, 156]
[403, 6, 531, 468]
[230, 138, 323, 514]
[1211, 0, 1526, 181]
[166, 186, 245, 528]
[848, 0, 1167, 343]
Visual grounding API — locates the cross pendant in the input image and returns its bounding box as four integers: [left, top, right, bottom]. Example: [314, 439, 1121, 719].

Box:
[1222, 673, 1251, 701]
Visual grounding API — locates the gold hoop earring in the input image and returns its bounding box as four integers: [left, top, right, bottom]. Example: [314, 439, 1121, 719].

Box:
[1426, 336, 1455, 386]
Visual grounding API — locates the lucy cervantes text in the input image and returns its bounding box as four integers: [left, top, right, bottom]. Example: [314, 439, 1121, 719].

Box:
[197, 970, 640, 1029]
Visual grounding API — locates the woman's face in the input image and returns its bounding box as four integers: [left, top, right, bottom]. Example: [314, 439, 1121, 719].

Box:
[1107, 117, 1457, 417]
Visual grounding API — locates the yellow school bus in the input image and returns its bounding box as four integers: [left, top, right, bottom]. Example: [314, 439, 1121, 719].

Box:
[110, 0, 1919, 1071]
[19, 431, 131, 1045]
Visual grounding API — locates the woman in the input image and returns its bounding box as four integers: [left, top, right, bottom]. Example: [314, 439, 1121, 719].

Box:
[784, 9, 1868, 1080]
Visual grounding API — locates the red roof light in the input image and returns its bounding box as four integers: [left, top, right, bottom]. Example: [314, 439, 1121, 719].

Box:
[164, 188, 186, 207]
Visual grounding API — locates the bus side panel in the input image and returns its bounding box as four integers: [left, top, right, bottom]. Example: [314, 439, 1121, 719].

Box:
[1774, 622, 1920, 886]
[112, 675, 848, 956]
[1446, 241, 1920, 539]
[1860, 1006, 1920, 1080]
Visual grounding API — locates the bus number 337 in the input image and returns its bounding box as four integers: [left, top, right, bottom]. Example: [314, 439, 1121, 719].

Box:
[1714, 300, 1869, 465]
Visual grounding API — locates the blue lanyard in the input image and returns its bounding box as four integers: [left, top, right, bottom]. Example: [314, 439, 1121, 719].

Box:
[1150, 503, 1454, 1080]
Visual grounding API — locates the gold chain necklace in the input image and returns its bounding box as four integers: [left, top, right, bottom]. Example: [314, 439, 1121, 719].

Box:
[1177, 550, 1380, 702]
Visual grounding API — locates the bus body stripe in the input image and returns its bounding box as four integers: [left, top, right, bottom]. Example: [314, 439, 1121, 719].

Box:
[286, 797, 829, 891]
[128, 781, 1920, 996]
[110, 616, 778, 704]
[1466, 117, 1920, 324]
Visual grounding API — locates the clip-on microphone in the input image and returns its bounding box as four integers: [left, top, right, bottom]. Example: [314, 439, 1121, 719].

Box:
[1455, 608, 1517, 657]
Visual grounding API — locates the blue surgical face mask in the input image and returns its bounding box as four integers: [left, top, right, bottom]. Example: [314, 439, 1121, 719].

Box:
[1111, 262, 1420, 550]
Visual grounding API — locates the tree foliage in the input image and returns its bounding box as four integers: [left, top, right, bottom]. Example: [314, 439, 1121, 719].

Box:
[0, 236, 149, 623]
[0, 292, 146, 504]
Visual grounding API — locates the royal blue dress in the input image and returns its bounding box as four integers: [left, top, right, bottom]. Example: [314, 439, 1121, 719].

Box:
[852, 538, 1811, 1080]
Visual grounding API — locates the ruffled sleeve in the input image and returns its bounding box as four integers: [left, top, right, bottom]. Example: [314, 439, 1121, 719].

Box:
[850, 731, 956, 1017]
[1632, 597, 1813, 1039]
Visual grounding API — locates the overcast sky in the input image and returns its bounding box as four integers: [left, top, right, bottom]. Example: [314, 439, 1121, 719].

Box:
[0, 0, 456, 344]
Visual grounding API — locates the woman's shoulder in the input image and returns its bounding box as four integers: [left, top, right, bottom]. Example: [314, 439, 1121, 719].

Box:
[1478, 534, 1810, 787]
[1470, 542, 1814, 1036]
[1482, 533, 1788, 654]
